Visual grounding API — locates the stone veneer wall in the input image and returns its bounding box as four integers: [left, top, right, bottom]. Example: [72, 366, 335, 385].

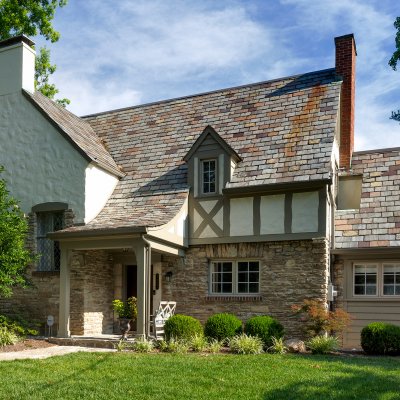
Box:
[332, 258, 345, 310]
[69, 250, 114, 336]
[0, 209, 74, 333]
[161, 239, 329, 338]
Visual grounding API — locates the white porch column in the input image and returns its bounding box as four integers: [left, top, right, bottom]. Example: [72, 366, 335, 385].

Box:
[58, 244, 71, 337]
[133, 243, 148, 337]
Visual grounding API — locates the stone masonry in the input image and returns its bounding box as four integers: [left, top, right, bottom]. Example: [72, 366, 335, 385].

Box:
[0, 209, 74, 333]
[162, 238, 330, 338]
[69, 250, 114, 336]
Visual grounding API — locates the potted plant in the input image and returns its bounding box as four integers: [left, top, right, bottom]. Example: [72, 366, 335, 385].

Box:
[112, 297, 137, 339]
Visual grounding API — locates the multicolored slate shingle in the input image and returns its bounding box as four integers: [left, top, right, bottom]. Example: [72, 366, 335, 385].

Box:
[335, 148, 400, 248]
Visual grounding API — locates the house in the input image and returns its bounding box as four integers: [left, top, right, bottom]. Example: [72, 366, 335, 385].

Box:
[0, 34, 398, 348]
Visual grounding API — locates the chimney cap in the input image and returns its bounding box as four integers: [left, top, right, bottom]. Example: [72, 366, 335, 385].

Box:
[0, 35, 35, 50]
[334, 33, 357, 55]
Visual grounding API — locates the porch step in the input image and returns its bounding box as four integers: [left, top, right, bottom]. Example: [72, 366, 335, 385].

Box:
[48, 335, 135, 349]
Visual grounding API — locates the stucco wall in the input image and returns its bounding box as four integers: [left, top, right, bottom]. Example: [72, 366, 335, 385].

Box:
[0, 92, 87, 222]
[162, 239, 330, 337]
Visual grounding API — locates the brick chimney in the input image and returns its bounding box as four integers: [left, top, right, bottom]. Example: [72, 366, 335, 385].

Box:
[0, 35, 35, 96]
[335, 34, 357, 170]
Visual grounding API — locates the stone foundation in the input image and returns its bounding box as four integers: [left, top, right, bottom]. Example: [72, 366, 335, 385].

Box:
[162, 239, 329, 338]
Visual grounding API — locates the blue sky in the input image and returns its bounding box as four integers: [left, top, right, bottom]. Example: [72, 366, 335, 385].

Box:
[35, 0, 400, 151]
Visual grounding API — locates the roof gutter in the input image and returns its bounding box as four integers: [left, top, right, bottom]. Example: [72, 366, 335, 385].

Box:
[49, 226, 148, 240]
[223, 178, 331, 196]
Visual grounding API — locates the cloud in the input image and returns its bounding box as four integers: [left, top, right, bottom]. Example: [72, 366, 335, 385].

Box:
[36, 0, 400, 148]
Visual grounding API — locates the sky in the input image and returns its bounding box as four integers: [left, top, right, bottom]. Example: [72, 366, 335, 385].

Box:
[34, 0, 400, 151]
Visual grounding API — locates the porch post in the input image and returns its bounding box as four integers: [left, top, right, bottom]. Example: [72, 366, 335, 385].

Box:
[58, 243, 71, 337]
[133, 243, 148, 337]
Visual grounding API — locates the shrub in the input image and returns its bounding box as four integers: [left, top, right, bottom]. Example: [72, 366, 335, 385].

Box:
[164, 314, 203, 341]
[165, 338, 190, 354]
[245, 316, 284, 348]
[190, 334, 208, 352]
[229, 334, 263, 355]
[0, 327, 18, 347]
[131, 337, 154, 353]
[292, 299, 351, 337]
[306, 335, 339, 354]
[155, 339, 169, 352]
[268, 336, 287, 354]
[0, 314, 39, 337]
[361, 322, 400, 355]
[204, 313, 242, 342]
[207, 339, 223, 354]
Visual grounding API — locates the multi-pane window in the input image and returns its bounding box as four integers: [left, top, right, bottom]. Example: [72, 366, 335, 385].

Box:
[210, 261, 260, 295]
[353, 263, 400, 297]
[36, 212, 64, 271]
[383, 264, 400, 296]
[354, 264, 377, 295]
[201, 159, 216, 194]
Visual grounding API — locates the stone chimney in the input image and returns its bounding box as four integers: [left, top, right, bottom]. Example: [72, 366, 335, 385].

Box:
[0, 35, 35, 96]
[335, 34, 357, 170]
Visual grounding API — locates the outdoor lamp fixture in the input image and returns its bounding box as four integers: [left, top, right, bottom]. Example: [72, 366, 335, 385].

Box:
[165, 271, 173, 282]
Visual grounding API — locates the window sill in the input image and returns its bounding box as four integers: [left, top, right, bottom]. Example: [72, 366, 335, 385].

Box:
[32, 271, 60, 277]
[345, 297, 400, 302]
[206, 295, 262, 302]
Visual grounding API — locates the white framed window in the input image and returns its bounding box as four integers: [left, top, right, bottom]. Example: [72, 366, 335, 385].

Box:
[201, 159, 216, 194]
[353, 264, 377, 296]
[353, 262, 400, 297]
[210, 260, 260, 295]
[383, 264, 400, 296]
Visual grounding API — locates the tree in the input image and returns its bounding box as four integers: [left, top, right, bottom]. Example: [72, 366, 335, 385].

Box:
[0, 167, 34, 298]
[0, 0, 69, 106]
[389, 17, 400, 122]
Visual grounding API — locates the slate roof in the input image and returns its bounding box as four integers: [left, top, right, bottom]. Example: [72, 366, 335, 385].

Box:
[61, 68, 342, 232]
[335, 148, 400, 249]
[23, 90, 123, 177]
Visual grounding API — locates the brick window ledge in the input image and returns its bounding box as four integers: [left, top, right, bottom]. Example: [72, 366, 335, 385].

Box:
[205, 295, 262, 302]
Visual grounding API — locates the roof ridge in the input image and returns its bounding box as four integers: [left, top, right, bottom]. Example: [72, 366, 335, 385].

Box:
[82, 68, 337, 119]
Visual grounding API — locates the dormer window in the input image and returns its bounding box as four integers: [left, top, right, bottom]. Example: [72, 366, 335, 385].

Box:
[201, 159, 216, 194]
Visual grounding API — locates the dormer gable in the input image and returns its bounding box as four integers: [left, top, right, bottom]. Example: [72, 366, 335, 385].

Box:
[184, 126, 241, 197]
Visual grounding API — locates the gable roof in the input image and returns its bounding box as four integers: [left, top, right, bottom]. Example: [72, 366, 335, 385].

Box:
[183, 125, 241, 162]
[59, 68, 341, 234]
[335, 148, 400, 249]
[23, 90, 123, 177]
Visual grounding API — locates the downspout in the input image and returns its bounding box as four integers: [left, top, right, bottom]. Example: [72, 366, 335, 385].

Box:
[142, 235, 152, 337]
[327, 178, 336, 311]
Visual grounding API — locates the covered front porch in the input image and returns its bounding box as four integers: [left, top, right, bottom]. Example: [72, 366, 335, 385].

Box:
[55, 230, 185, 338]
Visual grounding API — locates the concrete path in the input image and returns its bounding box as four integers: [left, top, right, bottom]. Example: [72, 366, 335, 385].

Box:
[0, 346, 115, 361]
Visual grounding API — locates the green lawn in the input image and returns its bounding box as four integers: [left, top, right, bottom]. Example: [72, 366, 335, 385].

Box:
[0, 352, 399, 400]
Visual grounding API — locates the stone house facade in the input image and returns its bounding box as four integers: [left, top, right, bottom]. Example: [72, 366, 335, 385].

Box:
[0, 33, 398, 348]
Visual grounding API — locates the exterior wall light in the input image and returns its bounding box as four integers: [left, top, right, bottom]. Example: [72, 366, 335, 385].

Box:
[165, 271, 173, 282]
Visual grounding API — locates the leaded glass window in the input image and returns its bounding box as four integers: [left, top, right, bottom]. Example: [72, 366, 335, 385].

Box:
[36, 212, 64, 271]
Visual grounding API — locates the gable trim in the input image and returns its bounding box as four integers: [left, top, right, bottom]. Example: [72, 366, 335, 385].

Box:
[183, 125, 241, 163]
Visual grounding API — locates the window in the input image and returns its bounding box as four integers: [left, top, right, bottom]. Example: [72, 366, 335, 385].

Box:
[354, 264, 377, 295]
[201, 159, 216, 194]
[383, 264, 400, 295]
[210, 261, 260, 295]
[36, 211, 64, 271]
[353, 263, 400, 297]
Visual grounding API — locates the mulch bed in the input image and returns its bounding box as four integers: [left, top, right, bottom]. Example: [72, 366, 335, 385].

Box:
[0, 338, 55, 353]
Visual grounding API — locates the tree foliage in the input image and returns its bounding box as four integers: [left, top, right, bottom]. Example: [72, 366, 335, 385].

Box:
[0, 167, 34, 298]
[389, 17, 400, 122]
[0, 0, 69, 106]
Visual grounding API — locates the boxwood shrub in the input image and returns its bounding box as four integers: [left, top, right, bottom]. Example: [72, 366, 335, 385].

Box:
[204, 313, 242, 341]
[244, 315, 284, 348]
[164, 314, 203, 341]
[361, 322, 400, 355]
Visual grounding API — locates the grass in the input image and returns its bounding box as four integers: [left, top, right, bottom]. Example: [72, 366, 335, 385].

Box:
[0, 352, 399, 400]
